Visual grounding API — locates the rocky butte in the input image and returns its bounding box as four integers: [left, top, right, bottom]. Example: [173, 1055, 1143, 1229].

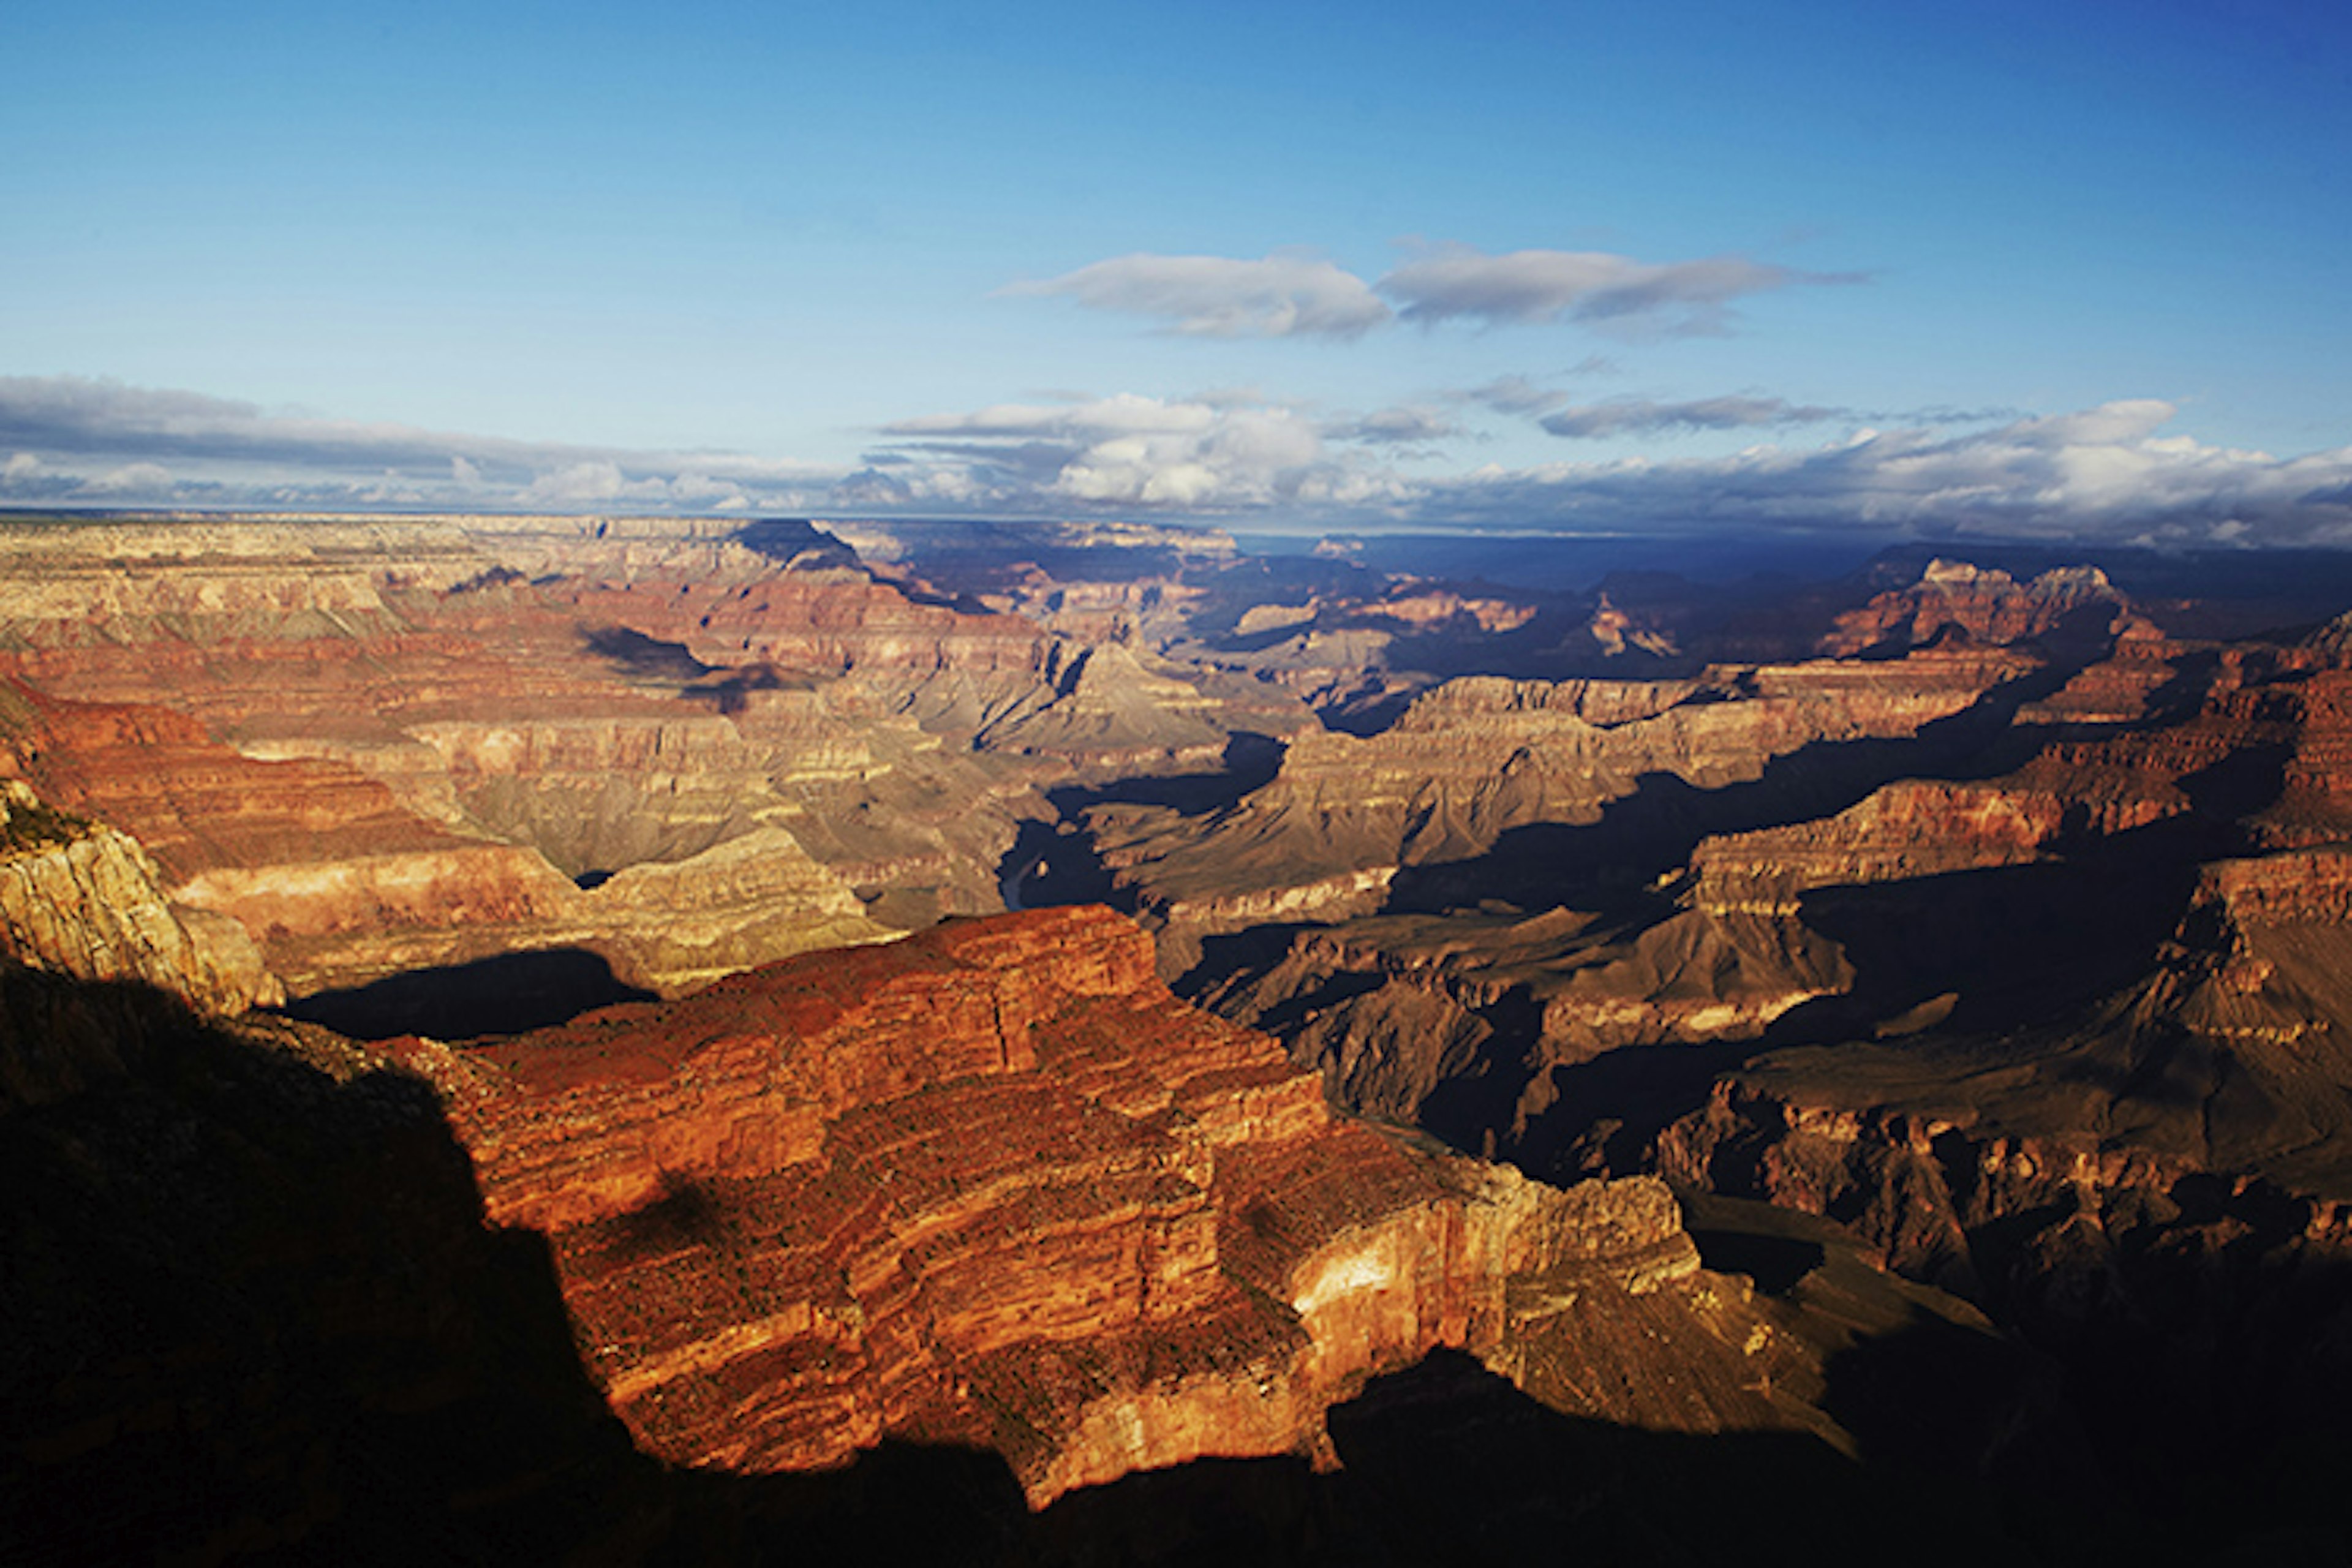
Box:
[6, 894, 2041, 1561]
[390, 905, 1804, 1506]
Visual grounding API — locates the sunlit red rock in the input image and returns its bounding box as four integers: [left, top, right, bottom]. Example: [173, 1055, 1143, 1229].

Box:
[391, 906, 1751, 1502]
[0, 778, 277, 1012]
[1818, 558, 2135, 657]
[0, 516, 1313, 1005]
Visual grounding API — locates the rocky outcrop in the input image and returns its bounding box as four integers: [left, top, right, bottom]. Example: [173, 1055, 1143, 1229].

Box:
[0, 677, 891, 1003]
[0, 516, 1314, 1011]
[6, 933, 2095, 1562]
[0, 780, 277, 1013]
[1202, 899, 1853, 1147]
[1819, 559, 2136, 657]
[387, 906, 1811, 1505]
[1086, 646, 2030, 973]
[2124, 848, 2352, 1125]
[1689, 779, 2087, 913]
[0, 516, 482, 638]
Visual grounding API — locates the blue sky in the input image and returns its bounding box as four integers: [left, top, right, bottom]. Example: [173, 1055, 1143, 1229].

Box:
[4, 0, 2348, 541]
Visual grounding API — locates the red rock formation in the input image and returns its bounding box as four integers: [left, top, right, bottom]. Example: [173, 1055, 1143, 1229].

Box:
[1690, 779, 2088, 914]
[393, 906, 1747, 1504]
[1085, 646, 2029, 970]
[0, 516, 1310, 1005]
[1819, 559, 2136, 657]
[0, 778, 277, 1012]
[2013, 619, 2187, 725]
[0, 677, 886, 1000]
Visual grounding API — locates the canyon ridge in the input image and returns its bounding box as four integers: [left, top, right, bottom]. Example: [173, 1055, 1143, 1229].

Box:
[7, 511, 2352, 1562]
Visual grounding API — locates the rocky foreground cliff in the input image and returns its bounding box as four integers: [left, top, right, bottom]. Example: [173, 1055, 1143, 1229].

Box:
[4, 904, 2068, 1563]
[390, 905, 1824, 1506]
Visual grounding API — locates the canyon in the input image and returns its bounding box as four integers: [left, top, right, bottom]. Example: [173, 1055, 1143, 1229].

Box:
[6, 511, 2352, 1561]
[386, 905, 1784, 1507]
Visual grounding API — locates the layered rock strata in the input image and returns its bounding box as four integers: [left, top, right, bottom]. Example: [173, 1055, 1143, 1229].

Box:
[0, 778, 276, 1013]
[0, 516, 1309, 1010]
[0, 680, 887, 1000]
[1817, 559, 2136, 657]
[388, 906, 1811, 1505]
[1085, 645, 2030, 973]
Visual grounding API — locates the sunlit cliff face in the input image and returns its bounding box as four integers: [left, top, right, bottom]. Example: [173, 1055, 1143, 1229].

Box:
[382, 905, 1746, 1504]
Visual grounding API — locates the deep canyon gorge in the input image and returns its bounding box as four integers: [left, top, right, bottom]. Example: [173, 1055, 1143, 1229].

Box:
[7, 512, 2352, 1563]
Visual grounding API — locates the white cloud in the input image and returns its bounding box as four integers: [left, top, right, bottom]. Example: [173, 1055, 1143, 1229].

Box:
[668, 471, 753, 508]
[1999, 398, 2177, 449]
[1539, 394, 1847, 439]
[1000, 252, 1393, 338]
[883, 393, 1217, 440]
[1379, 244, 1860, 337]
[1419, 401, 2352, 544]
[0, 375, 845, 513]
[78, 461, 176, 496]
[1462, 374, 1569, 415]
[1329, 405, 1463, 445]
[866, 392, 1382, 513]
[522, 461, 635, 505]
[1005, 242, 1856, 342]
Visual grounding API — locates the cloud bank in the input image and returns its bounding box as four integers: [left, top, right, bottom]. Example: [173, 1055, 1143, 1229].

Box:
[0, 376, 842, 513]
[1538, 395, 1847, 439]
[1382, 246, 1856, 337]
[851, 395, 2352, 547]
[856, 393, 1408, 510]
[6, 377, 2348, 549]
[1427, 401, 2352, 546]
[1327, 405, 1464, 446]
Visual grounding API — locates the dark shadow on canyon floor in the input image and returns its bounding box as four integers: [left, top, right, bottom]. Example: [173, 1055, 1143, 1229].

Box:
[282, 946, 655, 1040]
[1768, 834, 2208, 1041]
[585, 623, 715, 682]
[1005, 731, 1288, 911]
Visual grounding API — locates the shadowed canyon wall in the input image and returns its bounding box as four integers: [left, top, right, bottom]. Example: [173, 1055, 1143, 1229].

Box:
[9, 515, 2352, 1559]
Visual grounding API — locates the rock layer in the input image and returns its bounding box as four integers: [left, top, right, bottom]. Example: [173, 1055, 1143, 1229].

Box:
[1085, 644, 2030, 978]
[388, 906, 1792, 1504]
[0, 516, 1308, 1012]
[0, 778, 277, 1013]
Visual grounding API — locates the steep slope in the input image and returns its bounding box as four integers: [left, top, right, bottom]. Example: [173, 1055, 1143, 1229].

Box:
[1084, 569, 2352, 1551]
[0, 516, 1311, 1014]
[0, 778, 276, 1013]
[392, 905, 1854, 1506]
[1818, 559, 2137, 657]
[1084, 644, 2032, 974]
[0, 678, 888, 1005]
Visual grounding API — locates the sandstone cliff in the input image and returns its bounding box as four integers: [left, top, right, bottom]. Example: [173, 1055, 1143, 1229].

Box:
[387, 906, 1849, 1505]
[0, 779, 278, 1014]
[1085, 644, 2031, 975]
[0, 516, 1310, 1015]
[1817, 558, 2136, 657]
